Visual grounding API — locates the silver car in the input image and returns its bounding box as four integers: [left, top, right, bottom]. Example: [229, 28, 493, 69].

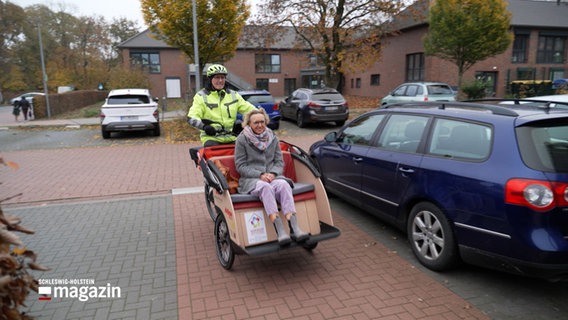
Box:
[381, 82, 456, 106]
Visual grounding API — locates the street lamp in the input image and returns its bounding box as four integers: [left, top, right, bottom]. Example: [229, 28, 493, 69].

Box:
[37, 22, 51, 118]
[192, 0, 201, 92]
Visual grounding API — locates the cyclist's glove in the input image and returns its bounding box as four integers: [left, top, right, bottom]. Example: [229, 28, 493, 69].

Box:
[204, 125, 217, 136]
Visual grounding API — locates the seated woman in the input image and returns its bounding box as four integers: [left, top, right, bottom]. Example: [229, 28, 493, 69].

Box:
[234, 108, 309, 245]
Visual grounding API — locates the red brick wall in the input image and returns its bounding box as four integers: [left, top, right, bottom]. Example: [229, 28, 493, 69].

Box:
[125, 28, 567, 101]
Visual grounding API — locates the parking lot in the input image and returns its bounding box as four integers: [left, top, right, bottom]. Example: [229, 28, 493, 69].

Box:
[1, 106, 567, 319]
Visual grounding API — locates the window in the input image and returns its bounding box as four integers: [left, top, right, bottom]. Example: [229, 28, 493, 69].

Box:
[255, 54, 281, 73]
[356, 78, 361, 88]
[256, 78, 269, 91]
[537, 35, 566, 64]
[338, 114, 385, 146]
[130, 52, 161, 73]
[391, 85, 405, 96]
[517, 121, 568, 172]
[512, 34, 529, 63]
[517, 68, 536, 80]
[428, 119, 491, 160]
[406, 53, 424, 81]
[550, 68, 565, 81]
[377, 114, 428, 153]
[406, 85, 419, 96]
[370, 74, 380, 86]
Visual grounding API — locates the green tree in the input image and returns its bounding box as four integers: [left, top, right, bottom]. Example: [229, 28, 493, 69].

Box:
[0, 2, 142, 94]
[255, 0, 404, 91]
[0, 1, 27, 93]
[141, 0, 250, 76]
[423, 0, 513, 91]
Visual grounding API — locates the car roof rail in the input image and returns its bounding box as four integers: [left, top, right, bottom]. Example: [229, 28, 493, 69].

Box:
[465, 98, 568, 110]
[384, 101, 519, 116]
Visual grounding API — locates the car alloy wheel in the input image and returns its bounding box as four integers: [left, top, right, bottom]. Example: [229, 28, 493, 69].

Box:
[407, 202, 459, 271]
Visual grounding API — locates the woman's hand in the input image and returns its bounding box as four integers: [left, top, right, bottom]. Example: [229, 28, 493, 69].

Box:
[260, 172, 275, 183]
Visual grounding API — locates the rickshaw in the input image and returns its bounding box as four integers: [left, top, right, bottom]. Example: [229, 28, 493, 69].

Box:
[190, 139, 341, 270]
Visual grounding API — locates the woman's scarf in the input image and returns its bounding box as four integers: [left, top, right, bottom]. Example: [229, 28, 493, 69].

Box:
[243, 125, 274, 151]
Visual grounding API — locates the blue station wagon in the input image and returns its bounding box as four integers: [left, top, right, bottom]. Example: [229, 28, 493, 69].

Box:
[310, 101, 568, 281]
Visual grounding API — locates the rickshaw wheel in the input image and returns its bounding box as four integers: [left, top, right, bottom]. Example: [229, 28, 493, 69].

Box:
[204, 184, 218, 221]
[215, 213, 235, 270]
[302, 242, 318, 251]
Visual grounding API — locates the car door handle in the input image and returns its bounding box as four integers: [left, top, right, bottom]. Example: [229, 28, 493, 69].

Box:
[352, 157, 363, 163]
[399, 167, 415, 173]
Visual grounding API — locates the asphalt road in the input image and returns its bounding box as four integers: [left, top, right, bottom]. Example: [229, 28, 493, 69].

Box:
[0, 116, 340, 152]
[1, 112, 568, 319]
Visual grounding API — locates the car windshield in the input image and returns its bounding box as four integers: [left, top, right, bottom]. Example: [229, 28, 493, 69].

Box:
[426, 85, 453, 95]
[516, 119, 568, 172]
[243, 94, 274, 104]
[107, 95, 150, 105]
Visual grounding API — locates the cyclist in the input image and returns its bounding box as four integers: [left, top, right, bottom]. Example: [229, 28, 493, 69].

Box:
[187, 64, 257, 146]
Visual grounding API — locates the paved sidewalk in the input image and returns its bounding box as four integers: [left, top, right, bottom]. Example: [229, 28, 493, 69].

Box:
[0, 135, 489, 319]
[0, 105, 185, 128]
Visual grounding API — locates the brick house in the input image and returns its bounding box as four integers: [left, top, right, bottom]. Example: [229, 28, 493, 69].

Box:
[118, 0, 568, 100]
[343, 0, 568, 98]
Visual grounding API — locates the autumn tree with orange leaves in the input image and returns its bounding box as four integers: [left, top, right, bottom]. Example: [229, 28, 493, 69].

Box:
[141, 0, 250, 77]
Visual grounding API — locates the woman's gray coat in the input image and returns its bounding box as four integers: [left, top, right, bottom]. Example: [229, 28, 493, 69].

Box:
[234, 132, 284, 194]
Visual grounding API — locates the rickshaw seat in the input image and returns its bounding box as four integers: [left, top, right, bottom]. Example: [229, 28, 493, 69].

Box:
[208, 152, 316, 210]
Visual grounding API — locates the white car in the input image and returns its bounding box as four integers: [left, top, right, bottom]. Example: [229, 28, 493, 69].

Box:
[10, 92, 45, 106]
[499, 94, 568, 109]
[100, 89, 160, 139]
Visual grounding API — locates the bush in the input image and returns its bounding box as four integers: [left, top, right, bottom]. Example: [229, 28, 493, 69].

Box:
[461, 80, 487, 99]
[1, 157, 49, 319]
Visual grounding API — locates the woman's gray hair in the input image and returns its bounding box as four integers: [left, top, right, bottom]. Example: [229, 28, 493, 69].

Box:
[243, 108, 269, 126]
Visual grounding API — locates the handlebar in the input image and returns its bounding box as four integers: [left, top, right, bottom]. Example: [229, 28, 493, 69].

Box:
[202, 119, 242, 136]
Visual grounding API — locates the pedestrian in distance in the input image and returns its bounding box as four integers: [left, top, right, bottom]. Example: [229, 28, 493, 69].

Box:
[187, 64, 257, 147]
[19, 97, 31, 121]
[12, 99, 21, 122]
[234, 108, 309, 245]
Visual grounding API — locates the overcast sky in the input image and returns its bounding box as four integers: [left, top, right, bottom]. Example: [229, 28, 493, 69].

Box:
[9, 0, 261, 27]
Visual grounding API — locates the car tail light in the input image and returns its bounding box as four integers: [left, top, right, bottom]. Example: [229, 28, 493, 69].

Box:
[272, 103, 279, 111]
[306, 102, 322, 110]
[505, 179, 568, 212]
[153, 110, 159, 120]
[424, 96, 429, 101]
[99, 112, 105, 120]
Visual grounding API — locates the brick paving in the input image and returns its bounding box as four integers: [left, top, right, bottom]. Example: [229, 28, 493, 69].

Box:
[1, 135, 489, 319]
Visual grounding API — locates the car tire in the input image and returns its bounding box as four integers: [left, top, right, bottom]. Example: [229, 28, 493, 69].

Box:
[153, 124, 161, 137]
[336, 120, 345, 126]
[296, 111, 306, 128]
[102, 128, 111, 139]
[407, 202, 460, 271]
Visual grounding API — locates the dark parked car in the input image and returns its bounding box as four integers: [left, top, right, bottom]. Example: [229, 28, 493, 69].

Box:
[238, 90, 281, 130]
[310, 101, 568, 281]
[279, 88, 349, 128]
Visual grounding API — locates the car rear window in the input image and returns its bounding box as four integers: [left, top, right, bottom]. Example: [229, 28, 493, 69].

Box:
[516, 120, 568, 172]
[243, 94, 274, 104]
[427, 85, 453, 95]
[107, 95, 150, 105]
[312, 92, 345, 101]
